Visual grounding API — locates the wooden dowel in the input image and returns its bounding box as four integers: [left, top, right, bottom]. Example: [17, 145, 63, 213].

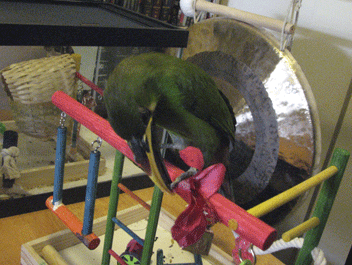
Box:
[82, 151, 101, 236]
[41, 245, 69, 265]
[76, 72, 104, 96]
[112, 217, 145, 246]
[195, 0, 294, 34]
[108, 249, 128, 265]
[282, 217, 320, 242]
[53, 126, 67, 205]
[118, 183, 151, 211]
[296, 148, 350, 265]
[209, 193, 277, 251]
[51, 91, 136, 168]
[46, 196, 100, 250]
[247, 166, 339, 218]
[140, 187, 164, 265]
[101, 151, 125, 265]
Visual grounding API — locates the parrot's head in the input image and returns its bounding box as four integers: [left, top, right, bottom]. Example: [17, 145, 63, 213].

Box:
[105, 97, 154, 169]
[104, 77, 173, 191]
[104, 67, 160, 172]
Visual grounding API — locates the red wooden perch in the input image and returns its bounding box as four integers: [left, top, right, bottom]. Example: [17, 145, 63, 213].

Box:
[76, 72, 104, 95]
[51, 91, 277, 250]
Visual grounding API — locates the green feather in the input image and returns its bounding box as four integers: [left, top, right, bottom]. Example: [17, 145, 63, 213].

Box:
[104, 52, 236, 167]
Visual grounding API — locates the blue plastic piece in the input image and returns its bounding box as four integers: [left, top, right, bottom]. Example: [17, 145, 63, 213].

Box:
[112, 217, 145, 246]
[82, 150, 101, 235]
[53, 126, 67, 204]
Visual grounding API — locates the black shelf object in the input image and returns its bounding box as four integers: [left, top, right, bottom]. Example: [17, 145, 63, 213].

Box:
[0, 0, 189, 47]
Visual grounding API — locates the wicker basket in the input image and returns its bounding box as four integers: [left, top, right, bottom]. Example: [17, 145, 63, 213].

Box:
[1, 54, 77, 139]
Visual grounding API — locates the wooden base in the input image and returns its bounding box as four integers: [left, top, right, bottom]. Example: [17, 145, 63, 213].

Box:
[21, 204, 233, 265]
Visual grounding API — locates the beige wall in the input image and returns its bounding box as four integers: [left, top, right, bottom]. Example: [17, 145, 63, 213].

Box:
[226, 0, 352, 264]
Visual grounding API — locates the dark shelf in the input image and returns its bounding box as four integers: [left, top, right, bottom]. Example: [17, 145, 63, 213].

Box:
[0, 0, 189, 47]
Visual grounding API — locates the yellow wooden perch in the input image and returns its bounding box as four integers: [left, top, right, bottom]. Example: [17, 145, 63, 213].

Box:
[282, 217, 320, 242]
[247, 166, 338, 218]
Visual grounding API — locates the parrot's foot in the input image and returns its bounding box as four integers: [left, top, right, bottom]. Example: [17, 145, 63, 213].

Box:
[170, 167, 198, 190]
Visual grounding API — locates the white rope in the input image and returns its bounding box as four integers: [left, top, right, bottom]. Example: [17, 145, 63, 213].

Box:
[0, 147, 21, 180]
[252, 238, 327, 265]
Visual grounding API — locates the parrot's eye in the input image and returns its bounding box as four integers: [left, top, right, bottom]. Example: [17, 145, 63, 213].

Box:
[138, 107, 152, 126]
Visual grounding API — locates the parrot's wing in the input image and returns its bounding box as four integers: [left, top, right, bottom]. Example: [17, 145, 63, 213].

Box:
[168, 63, 236, 143]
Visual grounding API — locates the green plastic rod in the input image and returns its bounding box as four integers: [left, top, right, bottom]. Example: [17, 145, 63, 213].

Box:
[140, 186, 164, 265]
[295, 148, 350, 265]
[101, 151, 125, 265]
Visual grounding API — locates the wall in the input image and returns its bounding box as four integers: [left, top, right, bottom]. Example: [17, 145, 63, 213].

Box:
[225, 0, 352, 264]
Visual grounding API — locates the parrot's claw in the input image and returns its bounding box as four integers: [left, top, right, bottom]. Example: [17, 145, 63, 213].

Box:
[170, 167, 198, 190]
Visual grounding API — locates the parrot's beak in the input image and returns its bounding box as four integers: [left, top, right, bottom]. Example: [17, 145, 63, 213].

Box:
[129, 136, 151, 175]
[144, 117, 172, 193]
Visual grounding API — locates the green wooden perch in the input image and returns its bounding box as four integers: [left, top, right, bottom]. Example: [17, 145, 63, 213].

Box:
[295, 148, 350, 265]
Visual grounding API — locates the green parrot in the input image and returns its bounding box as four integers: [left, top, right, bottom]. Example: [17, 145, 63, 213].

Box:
[104, 52, 236, 192]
